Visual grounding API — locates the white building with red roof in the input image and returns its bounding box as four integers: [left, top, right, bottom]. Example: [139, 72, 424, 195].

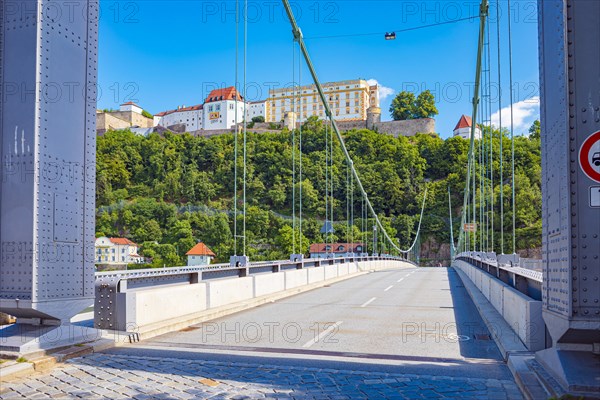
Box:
[453, 115, 482, 140]
[95, 237, 144, 265]
[154, 104, 204, 132]
[186, 242, 216, 266]
[120, 101, 143, 115]
[154, 87, 253, 132]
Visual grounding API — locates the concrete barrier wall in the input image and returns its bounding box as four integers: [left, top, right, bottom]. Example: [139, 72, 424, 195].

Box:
[338, 263, 349, 276]
[307, 267, 325, 284]
[453, 260, 544, 351]
[324, 265, 338, 280]
[349, 263, 358, 274]
[284, 269, 309, 289]
[116, 259, 415, 333]
[208, 277, 254, 308]
[131, 284, 207, 327]
[254, 273, 285, 297]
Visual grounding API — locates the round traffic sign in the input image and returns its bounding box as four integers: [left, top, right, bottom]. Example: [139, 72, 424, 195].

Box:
[579, 131, 600, 183]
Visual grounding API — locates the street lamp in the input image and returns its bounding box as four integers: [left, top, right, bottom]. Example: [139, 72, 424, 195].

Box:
[385, 32, 396, 41]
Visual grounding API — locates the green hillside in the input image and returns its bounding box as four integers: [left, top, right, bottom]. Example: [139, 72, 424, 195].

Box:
[96, 119, 542, 267]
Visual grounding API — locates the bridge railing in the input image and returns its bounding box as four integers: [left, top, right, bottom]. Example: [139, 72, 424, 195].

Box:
[94, 255, 413, 331]
[455, 252, 542, 300]
[95, 255, 412, 292]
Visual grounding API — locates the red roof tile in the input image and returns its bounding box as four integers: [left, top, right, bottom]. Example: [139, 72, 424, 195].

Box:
[205, 87, 243, 103]
[454, 115, 472, 131]
[121, 101, 141, 107]
[109, 237, 138, 246]
[186, 242, 216, 257]
[309, 243, 365, 254]
[155, 104, 203, 118]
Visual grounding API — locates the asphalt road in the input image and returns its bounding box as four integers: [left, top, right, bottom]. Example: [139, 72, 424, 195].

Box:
[106, 267, 514, 381]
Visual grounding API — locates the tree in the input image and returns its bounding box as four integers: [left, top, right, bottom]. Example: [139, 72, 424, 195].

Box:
[529, 120, 541, 140]
[414, 90, 438, 118]
[390, 91, 416, 120]
[252, 116, 265, 123]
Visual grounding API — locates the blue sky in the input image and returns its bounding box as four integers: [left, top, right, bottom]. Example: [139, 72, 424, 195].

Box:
[98, 0, 540, 138]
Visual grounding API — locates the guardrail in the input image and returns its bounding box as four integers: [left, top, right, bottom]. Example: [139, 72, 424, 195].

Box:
[95, 255, 407, 286]
[455, 252, 542, 300]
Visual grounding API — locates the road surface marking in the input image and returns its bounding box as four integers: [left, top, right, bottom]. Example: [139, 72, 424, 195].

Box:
[384, 285, 394, 292]
[302, 321, 343, 348]
[360, 297, 377, 308]
[397, 278, 404, 283]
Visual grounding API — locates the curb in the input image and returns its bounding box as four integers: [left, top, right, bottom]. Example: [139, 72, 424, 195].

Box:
[0, 338, 116, 383]
[452, 264, 550, 400]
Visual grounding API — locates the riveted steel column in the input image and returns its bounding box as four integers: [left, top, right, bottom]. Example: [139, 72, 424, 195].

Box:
[537, 0, 600, 394]
[0, 0, 98, 323]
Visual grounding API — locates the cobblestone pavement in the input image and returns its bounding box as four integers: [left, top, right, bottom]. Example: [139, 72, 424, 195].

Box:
[0, 353, 523, 399]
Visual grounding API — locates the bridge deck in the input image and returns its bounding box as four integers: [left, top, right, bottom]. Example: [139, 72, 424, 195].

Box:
[0, 268, 523, 399]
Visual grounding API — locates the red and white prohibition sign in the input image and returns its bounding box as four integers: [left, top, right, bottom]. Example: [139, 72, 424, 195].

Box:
[579, 130, 600, 183]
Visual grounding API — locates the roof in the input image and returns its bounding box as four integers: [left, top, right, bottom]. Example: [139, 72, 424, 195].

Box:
[121, 101, 141, 107]
[186, 242, 216, 257]
[454, 115, 472, 131]
[109, 237, 138, 246]
[205, 87, 243, 103]
[155, 104, 203, 117]
[309, 243, 365, 254]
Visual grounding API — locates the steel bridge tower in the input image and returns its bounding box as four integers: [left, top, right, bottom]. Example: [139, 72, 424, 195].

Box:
[537, 0, 600, 393]
[0, 0, 98, 342]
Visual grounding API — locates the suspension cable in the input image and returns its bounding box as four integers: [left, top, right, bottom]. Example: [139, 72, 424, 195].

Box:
[458, 0, 488, 254]
[487, 16, 494, 252]
[291, 39, 296, 255]
[507, 0, 516, 254]
[283, 0, 428, 255]
[330, 113, 334, 248]
[325, 112, 333, 253]
[233, 0, 239, 256]
[298, 44, 303, 252]
[496, 0, 504, 254]
[243, 0, 248, 256]
[448, 187, 455, 258]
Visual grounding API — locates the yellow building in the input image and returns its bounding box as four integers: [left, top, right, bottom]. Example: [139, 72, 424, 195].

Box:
[266, 79, 379, 124]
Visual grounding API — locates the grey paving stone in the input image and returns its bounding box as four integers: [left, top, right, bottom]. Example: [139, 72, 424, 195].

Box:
[0, 353, 524, 400]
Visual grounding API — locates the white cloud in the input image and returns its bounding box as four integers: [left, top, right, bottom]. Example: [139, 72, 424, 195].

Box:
[367, 79, 395, 100]
[490, 96, 540, 135]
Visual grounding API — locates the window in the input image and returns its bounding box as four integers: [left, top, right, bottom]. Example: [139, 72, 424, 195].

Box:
[112, 248, 115, 253]
[112, 256, 115, 261]
[216, 104, 221, 111]
[338, 246, 345, 251]
[122, 256, 125, 262]
[325, 245, 331, 251]
[122, 248, 125, 253]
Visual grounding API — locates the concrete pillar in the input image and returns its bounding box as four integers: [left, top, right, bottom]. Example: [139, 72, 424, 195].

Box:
[536, 0, 600, 394]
